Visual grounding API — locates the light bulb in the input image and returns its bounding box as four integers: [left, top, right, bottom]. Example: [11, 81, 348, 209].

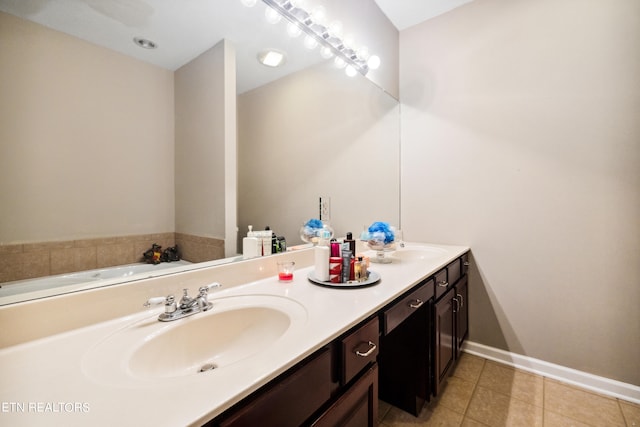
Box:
[289, 0, 306, 9]
[327, 20, 343, 39]
[240, 0, 257, 7]
[265, 7, 282, 24]
[287, 22, 302, 37]
[356, 46, 370, 61]
[310, 6, 327, 26]
[343, 34, 355, 50]
[367, 55, 381, 70]
[320, 46, 334, 59]
[345, 65, 357, 77]
[304, 35, 318, 50]
[334, 56, 346, 69]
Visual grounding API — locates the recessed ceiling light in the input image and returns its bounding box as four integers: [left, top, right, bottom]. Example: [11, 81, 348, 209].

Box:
[133, 37, 157, 49]
[258, 49, 286, 67]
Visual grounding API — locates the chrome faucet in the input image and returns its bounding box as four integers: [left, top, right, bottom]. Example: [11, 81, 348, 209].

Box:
[144, 282, 222, 322]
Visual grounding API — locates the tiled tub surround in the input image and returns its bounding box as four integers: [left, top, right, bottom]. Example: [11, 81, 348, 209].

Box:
[0, 242, 468, 426]
[0, 233, 224, 283]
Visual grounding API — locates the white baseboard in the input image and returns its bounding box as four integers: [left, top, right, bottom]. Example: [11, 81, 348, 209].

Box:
[463, 341, 640, 405]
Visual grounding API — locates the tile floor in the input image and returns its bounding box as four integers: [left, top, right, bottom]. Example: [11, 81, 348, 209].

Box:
[379, 353, 640, 427]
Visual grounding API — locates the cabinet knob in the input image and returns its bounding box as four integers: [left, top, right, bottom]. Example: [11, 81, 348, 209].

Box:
[355, 341, 377, 357]
[409, 299, 425, 309]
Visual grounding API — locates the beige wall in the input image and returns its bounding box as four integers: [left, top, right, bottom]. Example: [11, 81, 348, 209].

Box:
[0, 12, 175, 244]
[400, 0, 640, 385]
[238, 62, 399, 247]
[175, 40, 237, 255]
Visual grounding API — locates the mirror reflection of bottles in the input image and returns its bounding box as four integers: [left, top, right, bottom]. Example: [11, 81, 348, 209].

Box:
[242, 225, 287, 259]
[243, 225, 261, 259]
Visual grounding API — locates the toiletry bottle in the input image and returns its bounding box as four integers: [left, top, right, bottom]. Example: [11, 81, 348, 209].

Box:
[262, 226, 272, 256]
[349, 257, 356, 281]
[243, 225, 260, 259]
[345, 232, 356, 254]
[341, 249, 352, 283]
[330, 239, 341, 257]
[329, 256, 342, 283]
[355, 256, 367, 282]
[270, 228, 278, 254]
[314, 232, 330, 282]
[277, 236, 286, 252]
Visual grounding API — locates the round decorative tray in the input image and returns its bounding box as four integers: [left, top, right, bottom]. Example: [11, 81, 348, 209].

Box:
[307, 271, 381, 288]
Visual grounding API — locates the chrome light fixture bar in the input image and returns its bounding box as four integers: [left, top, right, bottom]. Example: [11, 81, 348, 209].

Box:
[261, 0, 371, 75]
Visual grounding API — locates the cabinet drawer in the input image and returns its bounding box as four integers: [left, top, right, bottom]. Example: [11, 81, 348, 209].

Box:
[447, 259, 461, 286]
[434, 269, 449, 300]
[382, 279, 434, 335]
[217, 348, 333, 427]
[341, 317, 379, 385]
[461, 252, 470, 275]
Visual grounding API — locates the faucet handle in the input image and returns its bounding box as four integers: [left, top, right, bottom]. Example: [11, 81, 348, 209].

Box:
[144, 295, 171, 308]
[199, 282, 222, 295]
[142, 295, 176, 313]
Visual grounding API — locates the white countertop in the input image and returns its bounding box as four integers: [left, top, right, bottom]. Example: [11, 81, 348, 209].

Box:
[0, 243, 468, 426]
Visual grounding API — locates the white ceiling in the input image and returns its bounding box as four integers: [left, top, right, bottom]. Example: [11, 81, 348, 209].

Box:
[374, 0, 474, 31]
[0, 0, 472, 92]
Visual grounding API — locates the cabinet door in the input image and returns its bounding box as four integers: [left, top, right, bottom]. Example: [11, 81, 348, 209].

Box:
[434, 290, 455, 396]
[455, 276, 469, 357]
[312, 364, 378, 427]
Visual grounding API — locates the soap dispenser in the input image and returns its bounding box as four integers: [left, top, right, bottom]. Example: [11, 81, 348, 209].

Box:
[242, 225, 260, 259]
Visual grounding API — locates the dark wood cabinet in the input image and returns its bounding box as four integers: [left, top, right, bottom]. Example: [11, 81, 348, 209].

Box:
[378, 278, 434, 415]
[434, 287, 456, 396]
[378, 252, 470, 411]
[433, 258, 470, 397]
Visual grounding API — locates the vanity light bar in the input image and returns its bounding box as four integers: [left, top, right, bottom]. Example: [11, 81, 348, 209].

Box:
[261, 0, 371, 75]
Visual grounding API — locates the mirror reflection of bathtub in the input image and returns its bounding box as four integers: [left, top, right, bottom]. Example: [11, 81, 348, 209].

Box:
[0, 258, 256, 305]
[0, 261, 185, 302]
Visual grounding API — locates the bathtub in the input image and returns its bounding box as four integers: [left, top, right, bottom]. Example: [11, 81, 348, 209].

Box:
[0, 260, 192, 303]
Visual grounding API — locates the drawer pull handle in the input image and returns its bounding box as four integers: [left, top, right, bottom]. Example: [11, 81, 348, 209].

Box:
[409, 299, 424, 309]
[355, 341, 377, 357]
[438, 281, 449, 288]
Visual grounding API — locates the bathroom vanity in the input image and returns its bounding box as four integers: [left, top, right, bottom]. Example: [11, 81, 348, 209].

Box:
[0, 242, 469, 426]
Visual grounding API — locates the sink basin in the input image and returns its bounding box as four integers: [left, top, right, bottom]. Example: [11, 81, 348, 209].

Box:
[389, 246, 448, 262]
[82, 294, 307, 386]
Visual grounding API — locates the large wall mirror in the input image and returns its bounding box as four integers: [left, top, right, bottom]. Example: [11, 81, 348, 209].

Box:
[0, 0, 399, 305]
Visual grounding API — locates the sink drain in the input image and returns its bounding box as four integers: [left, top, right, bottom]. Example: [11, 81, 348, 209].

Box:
[198, 363, 217, 373]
